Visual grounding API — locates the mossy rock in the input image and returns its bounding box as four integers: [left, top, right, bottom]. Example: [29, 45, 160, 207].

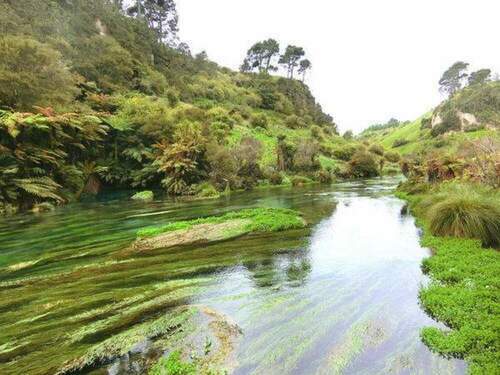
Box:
[131, 191, 154, 201]
[131, 208, 306, 252]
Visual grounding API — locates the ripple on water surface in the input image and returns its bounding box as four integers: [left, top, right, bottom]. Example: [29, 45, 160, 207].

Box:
[0, 177, 466, 374]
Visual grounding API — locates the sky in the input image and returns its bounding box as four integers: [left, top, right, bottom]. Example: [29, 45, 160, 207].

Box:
[177, 0, 500, 133]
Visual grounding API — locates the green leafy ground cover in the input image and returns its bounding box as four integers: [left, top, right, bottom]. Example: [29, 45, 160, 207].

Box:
[396, 190, 500, 374]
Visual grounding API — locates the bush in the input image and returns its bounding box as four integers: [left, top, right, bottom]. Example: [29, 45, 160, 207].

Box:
[207, 106, 234, 126]
[0, 36, 76, 110]
[195, 182, 219, 198]
[291, 176, 312, 186]
[393, 138, 409, 148]
[267, 170, 283, 185]
[369, 144, 384, 156]
[385, 151, 400, 163]
[206, 144, 237, 190]
[333, 145, 358, 161]
[285, 114, 307, 129]
[348, 151, 380, 178]
[315, 169, 333, 184]
[310, 125, 323, 139]
[250, 113, 268, 129]
[293, 139, 320, 171]
[427, 193, 500, 247]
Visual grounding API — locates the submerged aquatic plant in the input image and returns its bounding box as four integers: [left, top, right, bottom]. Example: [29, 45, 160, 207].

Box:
[149, 351, 196, 375]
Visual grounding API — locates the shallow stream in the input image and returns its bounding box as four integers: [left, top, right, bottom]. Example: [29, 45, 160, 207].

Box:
[0, 177, 465, 374]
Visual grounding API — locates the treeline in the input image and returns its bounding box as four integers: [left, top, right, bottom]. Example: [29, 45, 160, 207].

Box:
[241, 40, 312, 81]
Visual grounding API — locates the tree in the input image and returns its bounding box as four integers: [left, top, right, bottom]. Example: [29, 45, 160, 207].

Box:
[127, 0, 179, 44]
[343, 130, 353, 140]
[468, 69, 492, 86]
[241, 39, 280, 73]
[439, 61, 469, 97]
[298, 59, 312, 82]
[0, 36, 76, 110]
[279, 45, 305, 79]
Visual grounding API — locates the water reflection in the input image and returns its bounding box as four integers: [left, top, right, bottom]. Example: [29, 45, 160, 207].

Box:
[0, 177, 465, 375]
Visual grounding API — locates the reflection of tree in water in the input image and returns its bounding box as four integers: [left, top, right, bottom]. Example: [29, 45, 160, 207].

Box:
[243, 249, 312, 288]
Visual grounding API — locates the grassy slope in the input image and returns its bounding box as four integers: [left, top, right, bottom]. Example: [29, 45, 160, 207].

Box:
[362, 117, 498, 156]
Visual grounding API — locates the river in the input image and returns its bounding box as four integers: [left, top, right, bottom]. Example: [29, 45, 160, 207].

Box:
[0, 177, 465, 374]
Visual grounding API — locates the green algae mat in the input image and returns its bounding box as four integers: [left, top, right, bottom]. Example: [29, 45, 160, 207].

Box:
[0, 178, 467, 374]
[132, 208, 306, 252]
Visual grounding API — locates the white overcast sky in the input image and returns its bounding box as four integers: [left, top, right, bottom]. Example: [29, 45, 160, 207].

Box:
[177, 0, 500, 133]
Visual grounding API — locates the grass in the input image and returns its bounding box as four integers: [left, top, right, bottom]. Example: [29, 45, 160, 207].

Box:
[137, 208, 305, 239]
[397, 184, 500, 374]
[417, 182, 500, 247]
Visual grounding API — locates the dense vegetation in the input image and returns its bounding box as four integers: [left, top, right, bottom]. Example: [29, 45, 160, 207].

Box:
[0, 0, 400, 215]
[365, 64, 500, 373]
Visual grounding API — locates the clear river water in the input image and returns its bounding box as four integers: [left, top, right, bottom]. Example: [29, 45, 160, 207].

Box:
[0, 177, 466, 374]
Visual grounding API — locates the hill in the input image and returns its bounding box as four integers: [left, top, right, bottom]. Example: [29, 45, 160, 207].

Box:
[360, 81, 500, 156]
[1, 0, 379, 214]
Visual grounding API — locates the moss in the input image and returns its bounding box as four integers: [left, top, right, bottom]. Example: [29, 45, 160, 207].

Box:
[137, 208, 305, 239]
[398, 190, 500, 374]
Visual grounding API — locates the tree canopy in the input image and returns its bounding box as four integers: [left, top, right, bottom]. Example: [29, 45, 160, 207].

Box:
[439, 61, 469, 97]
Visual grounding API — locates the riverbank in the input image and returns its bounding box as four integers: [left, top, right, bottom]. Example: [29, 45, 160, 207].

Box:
[396, 188, 499, 374]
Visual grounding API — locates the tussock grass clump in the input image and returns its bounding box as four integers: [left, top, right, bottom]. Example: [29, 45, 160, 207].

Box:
[428, 196, 500, 247]
[418, 182, 500, 247]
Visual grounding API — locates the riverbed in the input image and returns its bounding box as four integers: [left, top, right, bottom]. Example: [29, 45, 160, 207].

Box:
[0, 177, 465, 374]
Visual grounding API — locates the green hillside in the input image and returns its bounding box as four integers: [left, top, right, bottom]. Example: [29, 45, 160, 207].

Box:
[360, 81, 500, 156]
[1, 0, 381, 214]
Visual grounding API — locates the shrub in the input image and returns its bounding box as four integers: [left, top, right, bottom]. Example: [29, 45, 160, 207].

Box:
[369, 144, 385, 156]
[393, 138, 409, 148]
[268, 171, 283, 185]
[333, 145, 358, 161]
[315, 169, 333, 184]
[348, 151, 380, 178]
[293, 139, 320, 171]
[250, 113, 268, 129]
[385, 151, 400, 163]
[285, 114, 307, 129]
[291, 176, 312, 186]
[233, 137, 263, 190]
[195, 182, 219, 198]
[206, 143, 237, 190]
[207, 106, 234, 126]
[342, 130, 353, 140]
[0, 36, 76, 110]
[310, 125, 323, 139]
[427, 193, 500, 247]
